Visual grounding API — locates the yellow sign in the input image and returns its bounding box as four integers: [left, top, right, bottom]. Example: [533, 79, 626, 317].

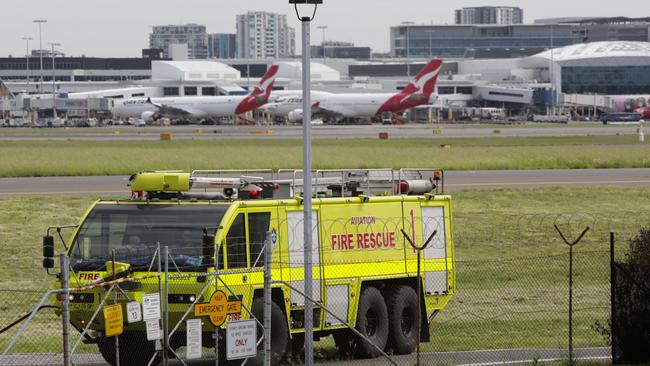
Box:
[103, 304, 124, 337]
[194, 290, 242, 327]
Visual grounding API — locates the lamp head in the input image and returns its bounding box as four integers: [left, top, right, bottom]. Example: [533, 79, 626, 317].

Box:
[290, 0, 322, 21]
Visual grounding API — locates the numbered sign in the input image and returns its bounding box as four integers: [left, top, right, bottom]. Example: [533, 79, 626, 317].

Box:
[126, 301, 142, 323]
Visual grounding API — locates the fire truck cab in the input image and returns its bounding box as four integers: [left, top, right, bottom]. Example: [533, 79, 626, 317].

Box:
[44, 169, 455, 366]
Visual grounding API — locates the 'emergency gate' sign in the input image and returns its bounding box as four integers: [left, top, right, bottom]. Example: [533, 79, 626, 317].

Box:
[194, 290, 242, 326]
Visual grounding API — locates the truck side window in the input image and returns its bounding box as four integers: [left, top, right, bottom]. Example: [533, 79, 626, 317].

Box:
[226, 214, 246, 269]
[248, 212, 271, 267]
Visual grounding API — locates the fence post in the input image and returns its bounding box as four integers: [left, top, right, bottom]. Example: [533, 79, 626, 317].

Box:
[157, 243, 163, 366]
[554, 225, 589, 366]
[400, 228, 437, 366]
[610, 232, 616, 364]
[60, 253, 71, 366]
[163, 246, 170, 366]
[264, 231, 273, 366]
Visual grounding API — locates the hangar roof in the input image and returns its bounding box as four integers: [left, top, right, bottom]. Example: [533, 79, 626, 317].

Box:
[276, 61, 341, 81]
[151, 61, 241, 81]
[528, 41, 650, 66]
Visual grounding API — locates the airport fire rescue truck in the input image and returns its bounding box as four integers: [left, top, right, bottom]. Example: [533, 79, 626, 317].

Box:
[42, 168, 455, 366]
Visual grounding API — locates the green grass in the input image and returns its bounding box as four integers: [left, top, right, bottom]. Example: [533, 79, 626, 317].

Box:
[0, 136, 649, 177]
[2, 187, 648, 356]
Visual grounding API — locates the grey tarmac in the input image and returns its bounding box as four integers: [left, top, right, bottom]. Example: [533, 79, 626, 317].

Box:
[1, 169, 650, 197]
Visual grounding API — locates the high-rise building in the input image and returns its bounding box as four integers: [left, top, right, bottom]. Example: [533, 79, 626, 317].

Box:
[455, 7, 523, 25]
[149, 24, 208, 60]
[236, 11, 295, 59]
[208, 33, 237, 59]
[390, 24, 580, 59]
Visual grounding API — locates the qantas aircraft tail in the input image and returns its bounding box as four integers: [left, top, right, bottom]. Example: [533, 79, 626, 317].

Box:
[250, 65, 280, 102]
[402, 59, 443, 97]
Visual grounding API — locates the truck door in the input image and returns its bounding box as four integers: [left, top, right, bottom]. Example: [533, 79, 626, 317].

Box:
[420, 204, 449, 295]
[403, 202, 449, 295]
[285, 209, 322, 329]
[219, 207, 279, 321]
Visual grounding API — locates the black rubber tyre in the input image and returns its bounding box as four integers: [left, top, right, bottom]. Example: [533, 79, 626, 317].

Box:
[354, 286, 389, 359]
[386, 285, 419, 355]
[97, 332, 158, 366]
[248, 297, 289, 366]
[333, 330, 355, 359]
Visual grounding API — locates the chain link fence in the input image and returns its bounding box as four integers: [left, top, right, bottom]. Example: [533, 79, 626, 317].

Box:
[1, 212, 647, 365]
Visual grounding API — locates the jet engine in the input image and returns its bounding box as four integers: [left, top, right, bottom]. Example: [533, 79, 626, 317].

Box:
[287, 109, 303, 123]
[141, 111, 159, 123]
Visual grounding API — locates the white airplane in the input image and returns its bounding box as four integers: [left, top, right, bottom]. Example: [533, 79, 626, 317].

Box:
[112, 65, 280, 123]
[259, 91, 333, 119]
[277, 59, 443, 123]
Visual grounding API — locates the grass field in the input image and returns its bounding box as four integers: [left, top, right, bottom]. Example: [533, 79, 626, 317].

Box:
[0, 135, 649, 177]
[2, 187, 648, 356]
[0, 123, 612, 137]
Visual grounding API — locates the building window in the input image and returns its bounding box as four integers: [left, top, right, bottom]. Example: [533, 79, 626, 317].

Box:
[163, 87, 179, 96]
[184, 87, 197, 96]
[456, 86, 473, 95]
[202, 87, 216, 96]
[438, 86, 455, 95]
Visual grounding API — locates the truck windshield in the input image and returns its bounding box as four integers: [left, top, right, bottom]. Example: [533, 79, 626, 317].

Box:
[70, 204, 227, 272]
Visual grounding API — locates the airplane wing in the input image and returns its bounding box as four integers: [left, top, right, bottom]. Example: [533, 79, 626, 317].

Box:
[312, 101, 355, 119]
[146, 99, 203, 117]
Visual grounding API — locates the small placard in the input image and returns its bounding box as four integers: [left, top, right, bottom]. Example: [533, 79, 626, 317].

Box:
[186, 319, 203, 359]
[142, 293, 161, 321]
[145, 320, 162, 341]
[226, 320, 257, 360]
[103, 304, 123, 338]
[126, 301, 142, 323]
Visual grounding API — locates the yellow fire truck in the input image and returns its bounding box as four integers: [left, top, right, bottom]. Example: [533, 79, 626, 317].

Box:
[43, 169, 455, 365]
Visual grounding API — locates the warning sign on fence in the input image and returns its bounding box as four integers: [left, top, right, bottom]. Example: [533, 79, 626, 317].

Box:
[194, 290, 242, 326]
[103, 304, 123, 337]
[226, 319, 257, 360]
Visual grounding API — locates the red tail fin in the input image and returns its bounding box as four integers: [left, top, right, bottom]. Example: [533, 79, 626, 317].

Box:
[251, 64, 280, 100]
[402, 59, 442, 97]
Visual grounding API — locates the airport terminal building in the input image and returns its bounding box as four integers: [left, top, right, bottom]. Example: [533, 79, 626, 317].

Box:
[2, 41, 650, 121]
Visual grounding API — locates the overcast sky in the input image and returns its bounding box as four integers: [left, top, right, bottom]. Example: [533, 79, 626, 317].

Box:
[1, 0, 646, 57]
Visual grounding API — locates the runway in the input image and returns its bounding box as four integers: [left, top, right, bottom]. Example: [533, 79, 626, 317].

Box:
[2, 168, 649, 197]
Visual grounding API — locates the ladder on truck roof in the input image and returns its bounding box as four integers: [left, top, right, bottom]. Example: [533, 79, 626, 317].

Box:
[187, 168, 444, 199]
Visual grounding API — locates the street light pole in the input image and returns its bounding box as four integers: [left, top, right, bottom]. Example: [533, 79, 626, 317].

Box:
[33, 19, 47, 95]
[317, 25, 328, 63]
[406, 25, 411, 77]
[50, 42, 60, 119]
[22, 37, 32, 91]
[290, 2, 321, 365]
[550, 24, 555, 115]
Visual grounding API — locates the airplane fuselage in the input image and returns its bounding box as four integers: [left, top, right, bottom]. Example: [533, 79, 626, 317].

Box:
[112, 96, 252, 119]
